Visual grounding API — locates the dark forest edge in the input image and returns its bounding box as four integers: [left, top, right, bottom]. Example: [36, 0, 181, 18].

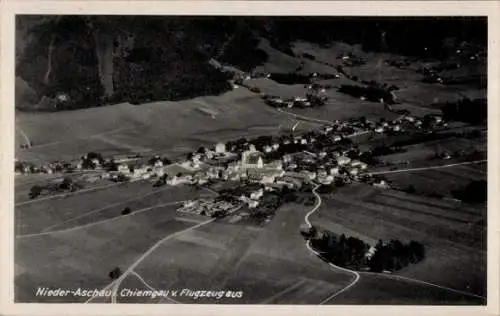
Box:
[16, 16, 486, 111]
[303, 227, 426, 273]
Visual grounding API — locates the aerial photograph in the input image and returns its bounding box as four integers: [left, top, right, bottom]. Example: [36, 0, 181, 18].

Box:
[14, 16, 487, 305]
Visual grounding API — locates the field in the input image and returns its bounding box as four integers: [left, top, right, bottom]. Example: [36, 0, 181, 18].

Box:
[15, 201, 201, 302]
[384, 162, 486, 197]
[14, 38, 487, 305]
[312, 183, 486, 298]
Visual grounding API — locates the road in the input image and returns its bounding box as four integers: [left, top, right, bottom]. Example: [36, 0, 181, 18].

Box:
[85, 204, 242, 304]
[16, 181, 126, 207]
[304, 184, 361, 304]
[16, 126, 32, 148]
[16, 200, 187, 239]
[276, 108, 334, 125]
[305, 184, 485, 304]
[369, 159, 487, 176]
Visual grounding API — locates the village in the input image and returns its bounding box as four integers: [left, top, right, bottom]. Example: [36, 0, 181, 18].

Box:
[16, 105, 448, 219]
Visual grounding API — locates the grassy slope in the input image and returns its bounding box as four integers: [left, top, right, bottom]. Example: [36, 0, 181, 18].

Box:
[312, 183, 486, 297]
[15, 203, 201, 302]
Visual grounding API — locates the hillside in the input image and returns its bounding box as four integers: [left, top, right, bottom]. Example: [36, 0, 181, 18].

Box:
[16, 16, 486, 111]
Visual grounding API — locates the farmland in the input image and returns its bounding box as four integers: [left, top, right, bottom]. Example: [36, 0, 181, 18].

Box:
[311, 183, 486, 299]
[15, 202, 200, 302]
[14, 32, 487, 306]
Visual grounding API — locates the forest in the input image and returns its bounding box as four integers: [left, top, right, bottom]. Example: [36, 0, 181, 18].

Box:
[16, 16, 486, 110]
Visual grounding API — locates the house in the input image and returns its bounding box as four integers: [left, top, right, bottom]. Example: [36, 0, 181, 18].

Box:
[272, 143, 280, 150]
[263, 145, 273, 153]
[329, 167, 340, 176]
[317, 174, 334, 185]
[433, 116, 443, 123]
[248, 200, 259, 209]
[392, 125, 401, 132]
[260, 174, 276, 184]
[333, 135, 342, 142]
[154, 160, 164, 168]
[317, 168, 328, 177]
[337, 156, 351, 166]
[117, 164, 130, 173]
[250, 189, 264, 200]
[349, 168, 359, 176]
[365, 246, 377, 259]
[351, 160, 368, 170]
[375, 126, 384, 133]
[373, 179, 389, 188]
[301, 170, 317, 180]
[215, 142, 226, 153]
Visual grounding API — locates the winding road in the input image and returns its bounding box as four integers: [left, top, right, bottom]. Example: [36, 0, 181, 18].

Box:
[303, 184, 485, 304]
[304, 184, 361, 304]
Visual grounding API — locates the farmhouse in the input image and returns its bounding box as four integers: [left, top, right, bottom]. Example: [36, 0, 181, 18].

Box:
[215, 142, 226, 153]
[337, 155, 352, 166]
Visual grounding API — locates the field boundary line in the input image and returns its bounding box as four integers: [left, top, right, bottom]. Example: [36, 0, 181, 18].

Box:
[89, 205, 242, 304]
[260, 279, 307, 304]
[16, 181, 126, 207]
[304, 184, 361, 305]
[360, 271, 485, 300]
[369, 159, 487, 176]
[276, 108, 332, 125]
[41, 186, 172, 233]
[16, 200, 186, 239]
[86, 217, 217, 304]
[130, 271, 180, 304]
[106, 218, 217, 303]
[16, 126, 32, 148]
[24, 127, 133, 150]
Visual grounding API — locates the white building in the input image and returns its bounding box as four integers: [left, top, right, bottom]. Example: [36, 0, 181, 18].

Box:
[248, 200, 259, 209]
[329, 167, 340, 176]
[241, 150, 264, 169]
[250, 189, 264, 200]
[351, 160, 368, 170]
[215, 142, 226, 153]
[337, 156, 351, 166]
[154, 160, 164, 168]
[118, 164, 130, 173]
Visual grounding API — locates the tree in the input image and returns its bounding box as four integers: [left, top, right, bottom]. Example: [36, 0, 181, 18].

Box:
[122, 207, 131, 215]
[406, 185, 416, 194]
[29, 185, 43, 199]
[59, 177, 73, 190]
[108, 267, 122, 280]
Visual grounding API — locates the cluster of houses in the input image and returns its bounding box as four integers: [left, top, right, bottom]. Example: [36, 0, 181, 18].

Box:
[178, 198, 236, 217]
[15, 159, 74, 175]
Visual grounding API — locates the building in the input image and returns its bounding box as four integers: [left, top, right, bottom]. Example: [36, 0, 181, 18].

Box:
[242, 151, 264, 169]
[329, 167, 340, 176]
[250, 189, 264, 200]
[117, 164, 130, 173]
[215, 142, 226, 153]
[351, 160, 368, 170]
[337, 156, 351, 166]
[317, 174, 334, 185]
